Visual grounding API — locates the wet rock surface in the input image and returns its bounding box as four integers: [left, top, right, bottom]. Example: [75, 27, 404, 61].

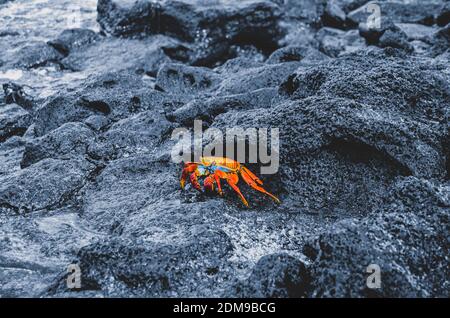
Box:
[0, 104, 31, 142]
[97, 0, 283, 66]
[347, 1, 444, 26]
[230, 253, 311, 297]
[0, 0, 449, 298]
[303, 177, 450, 297]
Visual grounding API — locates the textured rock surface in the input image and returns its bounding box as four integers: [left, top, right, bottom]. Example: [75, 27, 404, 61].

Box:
[21, 122, 96, 168]
[231, 253, 310, 297]
[97, 0, 284, 66]
[48, 29, 101, 56]
[0, 158, 95, 213]
[348, 1, 443, 26]
[0, 104, 31, 142]
[49, 227, 235, 296]
[0, 0, 449, 298]
[303, 177, 450, 297]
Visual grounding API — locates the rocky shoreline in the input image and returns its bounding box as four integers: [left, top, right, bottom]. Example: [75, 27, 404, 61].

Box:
[0, 0, 449, 297]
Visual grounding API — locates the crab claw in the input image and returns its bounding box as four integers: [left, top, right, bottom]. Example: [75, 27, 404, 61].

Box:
[180, 162, 198, 190]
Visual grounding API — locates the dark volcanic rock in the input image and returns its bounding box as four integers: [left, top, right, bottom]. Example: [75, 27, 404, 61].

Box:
[60, 36, 179, 74]
[0, 104, 31, 142]
[21, 122, 96, 168]
[0, 136, 25, 176]
[33, 70, 175, 136]
[348, 1, 443, 26]
[80, 155, 179, 232]
[213, 96, 422, 215]
[395, 23, 436, 43]
[52, 227, 234, 296]
[321, 1, 346, 29]
[358, 18, 414, 52]
[97, 0, 196, 39]
[0, 158, 95, 213]
[232, 253, 310, 297]
[432, 23, 450, 56]
[169, 87, 279, 126]
[358, 18, 398, 45]
[0, 210, 103, 297]
[279, 53, 449, 179]
[278, 0, 325, 22]
[316, 27, 366, 57]
[1, 0, 449, 299]
[266, 45, 330, 64]
[303, 177, 449, 297]
[157, 59, 300, 100]
[102, 110, 175, 157]
[83, 115, 109, 131]
[97, 0, 284, 66]
[437, 2, 450, 27]
[48, 29, 101, 56]
[3, 83, 34, 110]
[210, 52, 448, 217]
[215, 61, 301, 96]
[378, 28, 413, 52]
[333, 0, 369, 13]
[14, 42, 63, 69]
[282, 50, 450, 126]
[155, 63, 221, 96]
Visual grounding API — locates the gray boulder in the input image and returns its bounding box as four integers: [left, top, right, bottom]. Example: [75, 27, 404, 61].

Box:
[303, 177, 449, 297]
[348, 1, 442, 26]
[0, 158, 95, 213]
[0, 104, 31, 142]
[437, 2, 450, 27]
[14, 42, 63, 69]
[232, 253, 310, 298]
[33, 70, 175, 136]
[321, 1, 347, 29]
[50, 227, 234, 296]
[21, 122, 96, 168]
[97, 0, 283, 66]
[48, 29, 101, 56]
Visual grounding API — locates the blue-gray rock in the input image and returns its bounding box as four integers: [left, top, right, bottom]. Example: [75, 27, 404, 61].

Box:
[348, 1, 443, 26]
[0, 104, 31, 142]
[232, 253, 310, 297]
[33, 70, 175, 136]
[49, 227, 234, 296]
[97, 0, 284, 66]
[437, 2, 450, 27]
[14, 42, 63, 69]
[0, 158, 95, 213]
[303, 177, 449, 297]
[48, 29, 101, 56]
[322, 1, 346, 29]
[1, 0, 449, 299]
[21, 122, 96, 168]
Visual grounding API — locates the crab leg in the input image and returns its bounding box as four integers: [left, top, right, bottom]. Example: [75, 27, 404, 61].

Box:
[225, 173, 249, 207]
[240, 167, 280, 204]
[240, 166, 263, 186]
[204, 172, 223, 195]
[213, 173, 223, 195]
[203, 175, 215, 192]
[190, 171, 202, 191]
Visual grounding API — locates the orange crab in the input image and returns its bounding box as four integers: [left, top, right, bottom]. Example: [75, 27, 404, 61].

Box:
[180, 156, 280, 207]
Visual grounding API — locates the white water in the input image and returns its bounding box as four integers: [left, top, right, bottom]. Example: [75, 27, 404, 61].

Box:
[0, 0, 99, 98]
